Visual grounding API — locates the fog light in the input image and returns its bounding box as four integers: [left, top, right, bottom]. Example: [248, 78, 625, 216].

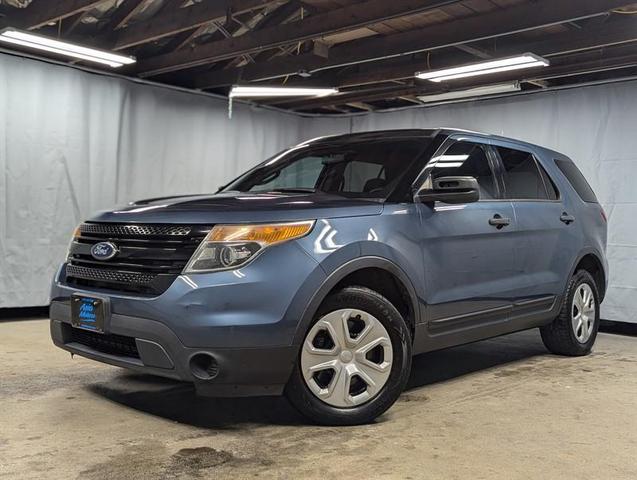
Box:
[189, 353, 219, 380]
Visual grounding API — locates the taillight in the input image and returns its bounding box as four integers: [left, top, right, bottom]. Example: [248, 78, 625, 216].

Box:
[600, 206, 607, 223]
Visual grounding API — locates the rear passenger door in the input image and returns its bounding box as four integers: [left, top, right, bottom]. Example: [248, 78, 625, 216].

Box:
[491, 142, 575, 314]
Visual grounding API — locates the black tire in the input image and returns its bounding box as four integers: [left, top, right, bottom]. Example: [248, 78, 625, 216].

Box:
[540, 270, 600, 356]
[285, 286, 412, 426]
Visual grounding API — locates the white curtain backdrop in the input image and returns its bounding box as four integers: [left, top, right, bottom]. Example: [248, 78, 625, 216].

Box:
[302, 81, 637, 323]
[0, 53, 304, 308]
[1, 52, 636, 324]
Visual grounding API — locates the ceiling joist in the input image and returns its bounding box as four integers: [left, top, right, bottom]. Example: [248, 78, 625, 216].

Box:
[330, 16, 637, 88]
[8, 0, 105, 30]
[136, 0, 464, 77]
[100, 0, 147, 32]
[192, 0, 634, 89]
[282, 48, 637, 111]
[103, 0, 281, 50]
[0, 0, 635, 114]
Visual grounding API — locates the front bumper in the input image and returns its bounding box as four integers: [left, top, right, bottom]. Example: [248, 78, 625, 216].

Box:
[49, 241, 327, 396]
[50, 301, 296, 396]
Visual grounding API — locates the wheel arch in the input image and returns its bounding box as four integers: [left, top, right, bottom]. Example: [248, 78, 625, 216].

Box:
[569, 249, 607, 301]
[291, 256, 421, 346]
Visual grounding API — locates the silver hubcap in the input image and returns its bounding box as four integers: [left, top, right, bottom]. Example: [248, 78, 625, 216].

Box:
[572, 283, 596, 343]
[301, 308, 393, 408]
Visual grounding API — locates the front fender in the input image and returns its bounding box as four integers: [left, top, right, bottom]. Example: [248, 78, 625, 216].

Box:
[287, 210, 425, 346]
[287, 255, 422, 347]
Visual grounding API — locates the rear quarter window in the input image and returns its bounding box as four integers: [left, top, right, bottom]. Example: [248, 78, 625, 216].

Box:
[554, 159, 598, 203]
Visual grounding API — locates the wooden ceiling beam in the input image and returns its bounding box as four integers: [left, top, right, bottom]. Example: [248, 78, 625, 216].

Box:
[285, 48, 637, 110]
[135, 0, 464, 77]
[346, 102, 375, 112]
[8, 0, 105, 29]
[164, 7, 253, 56]
[331, 16, 637, 88]
[62, 11, 87, 36]
[252, 0, 302, 30]
[223, 1, 303, 67]
[193, 0, 634, 89]
[162, 25, 205, 52]
[103, 0, 280, 50]
[100, 0, 146, 32]
[454, 44, 492, 59]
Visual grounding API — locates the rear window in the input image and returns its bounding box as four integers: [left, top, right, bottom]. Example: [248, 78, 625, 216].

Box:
[554, 159, 598, 203]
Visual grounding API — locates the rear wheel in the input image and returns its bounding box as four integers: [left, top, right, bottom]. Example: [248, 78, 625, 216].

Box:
[540, 270, 600, 356]
[285, 286, 411, 425]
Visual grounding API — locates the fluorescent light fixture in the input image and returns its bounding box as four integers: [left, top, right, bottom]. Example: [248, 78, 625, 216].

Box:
[417, 82, 521, 103]
[0, 28, 136, 68]
[229, 86, 338, 98]
[416, 54, 549, 83]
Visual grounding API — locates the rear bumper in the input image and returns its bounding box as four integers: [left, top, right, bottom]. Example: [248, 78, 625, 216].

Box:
[50, 301, 297, 397]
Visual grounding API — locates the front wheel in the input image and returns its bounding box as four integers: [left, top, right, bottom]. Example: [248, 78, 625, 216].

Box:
[540, 270, 600, 356]
[285, 286, 412, 425]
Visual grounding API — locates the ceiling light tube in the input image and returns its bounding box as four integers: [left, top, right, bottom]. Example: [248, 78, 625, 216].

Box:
[416, 54, 549, 82]
[417, 82, 521, 103]
[429, 61, 548, 82]
[229, 86, 338, 98]
[0, 28, 136, 68]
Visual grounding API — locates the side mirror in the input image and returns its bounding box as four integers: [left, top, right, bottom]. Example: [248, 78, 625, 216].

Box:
[416, 176, 480, 204]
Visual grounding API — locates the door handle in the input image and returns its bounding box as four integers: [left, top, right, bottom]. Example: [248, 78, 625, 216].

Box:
[560, 212, 575, 225]
[489, 214, 511, 229]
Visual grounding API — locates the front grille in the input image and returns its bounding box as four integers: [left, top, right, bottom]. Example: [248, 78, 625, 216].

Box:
[65, 222, 211, 295]
[79, 223, 192, 237]
[66, 264, 157, 285]
[66, 325, 139, 358]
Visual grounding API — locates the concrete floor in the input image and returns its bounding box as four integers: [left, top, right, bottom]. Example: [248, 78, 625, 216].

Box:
[1, 319, 636, 480]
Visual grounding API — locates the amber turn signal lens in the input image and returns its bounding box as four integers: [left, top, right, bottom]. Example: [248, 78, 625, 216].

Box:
[208, 221, 315, 246]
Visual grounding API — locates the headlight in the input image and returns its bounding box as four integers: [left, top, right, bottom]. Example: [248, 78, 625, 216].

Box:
[183, 220, 315, 273]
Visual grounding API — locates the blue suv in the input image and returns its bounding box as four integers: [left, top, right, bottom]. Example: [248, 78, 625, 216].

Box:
[50, 128, 608, 425]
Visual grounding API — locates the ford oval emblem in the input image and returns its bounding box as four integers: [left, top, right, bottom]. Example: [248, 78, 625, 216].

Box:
[90, 242, 119, 261]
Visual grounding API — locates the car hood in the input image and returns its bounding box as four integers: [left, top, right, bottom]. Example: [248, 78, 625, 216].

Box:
[88, 192, 384, 224]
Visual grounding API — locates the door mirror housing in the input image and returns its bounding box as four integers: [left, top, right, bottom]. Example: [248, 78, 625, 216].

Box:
[416, 176, 480, 204]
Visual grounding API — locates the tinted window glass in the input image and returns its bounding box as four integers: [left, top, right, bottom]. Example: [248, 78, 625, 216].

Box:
[555, 159, 598, 203]
[537, 162, 559, 200]
[431, 142, 497, 199]
[253, 155, 326, 191]
[342, 161, 385, 192]
[498, 147, 549, 200]
[225, 140, 427, 199]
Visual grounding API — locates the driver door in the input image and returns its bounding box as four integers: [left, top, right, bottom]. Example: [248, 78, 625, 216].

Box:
[417, 137, 517, 334]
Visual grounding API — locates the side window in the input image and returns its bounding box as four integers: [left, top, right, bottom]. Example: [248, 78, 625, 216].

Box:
[537, 163, 559, 200]
[555, 159, 598, 203]
[430, 141, 497, 200]
[342, 161, 385, 192]
[497, 147, 553, 200]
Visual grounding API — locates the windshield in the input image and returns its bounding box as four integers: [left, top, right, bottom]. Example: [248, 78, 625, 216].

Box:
[223, 139, 429, 199]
